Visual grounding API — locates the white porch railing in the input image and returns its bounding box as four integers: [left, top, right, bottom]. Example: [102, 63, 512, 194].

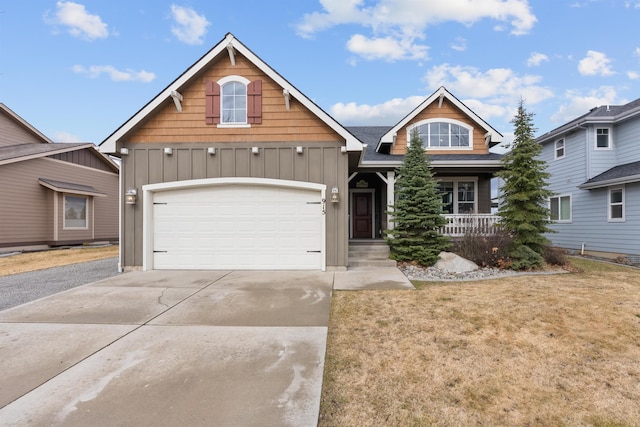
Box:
[440, 214, 502, 236]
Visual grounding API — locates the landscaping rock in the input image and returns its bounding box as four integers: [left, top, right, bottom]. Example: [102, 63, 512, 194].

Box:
[434, 252, 478, 273]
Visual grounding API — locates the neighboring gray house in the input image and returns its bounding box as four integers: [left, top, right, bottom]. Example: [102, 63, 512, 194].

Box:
[536, 97, 640, 258]
[0, 103, 119, 251]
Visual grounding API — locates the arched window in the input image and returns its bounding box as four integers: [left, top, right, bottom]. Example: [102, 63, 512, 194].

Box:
[205, 75, 262, 126]
[221, 80, 247, 124]
[409, 119, 472, 149]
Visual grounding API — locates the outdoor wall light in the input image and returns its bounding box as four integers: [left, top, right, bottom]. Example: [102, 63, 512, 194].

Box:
[296, 146, 304, 154]
[120, 148, 129, 155]
[125, 188, 137, 205]
[340, 146, 347, 153]
[207, 147, 216, 155]
[330, 186, 340, 203]
[252, 147, 260, 155]
[164, 147, 173, 155]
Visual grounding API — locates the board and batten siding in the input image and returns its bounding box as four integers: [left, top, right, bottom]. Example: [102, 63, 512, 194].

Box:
[0, 157, 118, 247]
[120, 142, 348, 269]
[391, 98, 490, 156]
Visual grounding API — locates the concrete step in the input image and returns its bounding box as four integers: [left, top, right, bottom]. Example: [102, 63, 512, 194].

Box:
[348, 258, 397, 268]
[348, 242, 395, 268]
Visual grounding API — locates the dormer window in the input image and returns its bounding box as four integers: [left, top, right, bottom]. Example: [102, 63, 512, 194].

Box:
[205, 76, 262, 127]
[409, 119, 472, 149]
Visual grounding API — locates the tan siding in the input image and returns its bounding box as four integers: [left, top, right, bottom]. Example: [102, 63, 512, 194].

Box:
[0, 111, 46, 147]
[0, 157, 118, 247]
[125, 53, 343, 144]
[392, 98, 489, 155]
[120, 142, 348, 268]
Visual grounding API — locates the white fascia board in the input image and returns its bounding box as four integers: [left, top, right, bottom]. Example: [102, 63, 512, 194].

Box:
[101, 33, 362, 154]
[379, 87, 503, 147]
[359, 159, 503, 168]
[579, 175, 640, 190]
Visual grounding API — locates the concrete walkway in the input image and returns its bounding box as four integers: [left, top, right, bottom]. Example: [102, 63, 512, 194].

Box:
[0, 267, 412, 426]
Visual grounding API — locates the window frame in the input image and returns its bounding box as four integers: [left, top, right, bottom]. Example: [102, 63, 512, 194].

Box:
[217, 75, 251, 128]
[549, 194, 572, 223]
[408, 119, 473, 150]
[554, 138, 565, 160]
[608, 187, 625, 222]
[63, 194, 89, 230]
[595, 127, 612, 150]
[437, 178, 478, 214]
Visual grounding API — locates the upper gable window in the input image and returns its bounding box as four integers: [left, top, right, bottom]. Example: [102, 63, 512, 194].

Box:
[555, 138, 565, 160]
[595, 127, 611, 150]
[409, 119, 472, 149]
[205, 76, 262, 127]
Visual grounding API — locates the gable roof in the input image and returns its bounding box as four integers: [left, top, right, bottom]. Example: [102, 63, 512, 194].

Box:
[537, 96, 640, 144]
[100, 33, 362, 154]
[0, 103, 53, 145]
[377, 86, 503, 151]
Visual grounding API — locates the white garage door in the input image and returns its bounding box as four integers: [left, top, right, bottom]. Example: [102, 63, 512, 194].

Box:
[151, 183, 324, 270]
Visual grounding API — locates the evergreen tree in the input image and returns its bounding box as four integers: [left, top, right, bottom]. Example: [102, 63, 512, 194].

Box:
[385, 130, 450, 266]
[497, 99, 553, 267]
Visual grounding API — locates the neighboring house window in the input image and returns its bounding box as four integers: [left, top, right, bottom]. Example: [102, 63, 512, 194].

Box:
[438, 180, 476, 214]
[64, 195, 88, 229]
[608, 187, 625, 221]
[205, 76, 262, 126]
[555, 138, 565, 159]
[550, 195, 571, 222]
[595, 127, 611, 149]
[411, 119, 472, 149]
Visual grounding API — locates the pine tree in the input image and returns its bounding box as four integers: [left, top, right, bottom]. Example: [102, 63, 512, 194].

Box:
[385, 130, 450, 266]
[497, 99, 553, 267]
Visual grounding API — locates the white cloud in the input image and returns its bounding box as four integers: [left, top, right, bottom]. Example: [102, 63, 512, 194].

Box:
[634, 47, 640, 57]
[346, 34, 428, 61]
[628, 71, 640, 80]
[527, 52, 549, 67]
[423, 63, 554, 106]
[72, 65, 156, 83]
[578, 50, 614, 76]
[450, 37, 467, 52]
[53, 131, 83, 143]
[550, 86, 620, 123]
[170, 4, 210, 45]
[47, 1, 109, 40]
[330, 96, 424, 125]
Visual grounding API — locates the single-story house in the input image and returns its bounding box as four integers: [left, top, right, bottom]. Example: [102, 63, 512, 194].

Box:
[100, 33, 503, 272]
[0, 103, 119, 251]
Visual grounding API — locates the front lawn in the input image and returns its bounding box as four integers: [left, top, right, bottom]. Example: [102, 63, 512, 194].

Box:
[320, 258, 640, 426]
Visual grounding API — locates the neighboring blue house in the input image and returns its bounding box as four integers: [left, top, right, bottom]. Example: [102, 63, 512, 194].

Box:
[536, 97, 640, 259]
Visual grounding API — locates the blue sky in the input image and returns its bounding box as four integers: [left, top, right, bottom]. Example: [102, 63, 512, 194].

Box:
[2, 1, 640, 151]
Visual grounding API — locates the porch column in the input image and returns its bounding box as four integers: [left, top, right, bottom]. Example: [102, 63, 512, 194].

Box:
[376, 171, 396, 231]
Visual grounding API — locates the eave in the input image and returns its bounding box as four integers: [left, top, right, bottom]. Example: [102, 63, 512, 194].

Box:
[578, 175, 640, 190]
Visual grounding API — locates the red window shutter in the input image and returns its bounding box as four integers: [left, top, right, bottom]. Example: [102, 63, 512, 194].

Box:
[247, 80, 262, 124]
[205, 81, 220, 125]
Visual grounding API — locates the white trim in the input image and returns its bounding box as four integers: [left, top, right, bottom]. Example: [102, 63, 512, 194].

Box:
[378, 86, 502, 149]
[142, 177, 327, 271]
[63, 194, 89, 230]
[608, 186, 625, 222]
[554, 138, 565, 160]
[549, 194, 572, 223]
[349, 188, 376, 239]
[408, 118, 473, 150]
[53, 192, 59, 241]
[594, 126, 613, 150]
[437, 178, 478, 214]
[100, 33, 362, 153]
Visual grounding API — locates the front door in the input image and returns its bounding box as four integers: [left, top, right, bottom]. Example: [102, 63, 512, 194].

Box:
[352, 192, 373, 238]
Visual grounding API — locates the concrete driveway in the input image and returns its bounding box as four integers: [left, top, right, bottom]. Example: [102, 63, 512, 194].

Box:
[0, 270, 336, 426]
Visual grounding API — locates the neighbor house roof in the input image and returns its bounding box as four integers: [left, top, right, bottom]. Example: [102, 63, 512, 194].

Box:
[376, 87, 503, 151]
[100, 32, 363, 154]
[0, 142, 93, 165]
[579, 160, 640, 190]
[0, 103, 53, 144]
[536, 96, 640, 144]
[38, 178, 107, 197]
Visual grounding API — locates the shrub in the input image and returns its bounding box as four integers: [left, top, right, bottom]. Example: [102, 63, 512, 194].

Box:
[508, 244, 544, 270]
[453, 230, 513, 269]
[544, 246, 568, 266]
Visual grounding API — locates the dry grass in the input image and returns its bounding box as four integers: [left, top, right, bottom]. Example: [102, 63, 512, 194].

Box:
[0, 245, 118, 277]
[320, 258, 640, 426]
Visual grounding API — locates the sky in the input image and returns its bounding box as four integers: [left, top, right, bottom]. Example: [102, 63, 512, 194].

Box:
[2, 0, 640, 152]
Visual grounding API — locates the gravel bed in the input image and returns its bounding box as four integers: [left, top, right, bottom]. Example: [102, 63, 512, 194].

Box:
[398, 263, 519, 281]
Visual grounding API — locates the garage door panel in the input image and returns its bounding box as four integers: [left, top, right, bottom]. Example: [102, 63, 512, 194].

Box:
[152, 184, 323, 270]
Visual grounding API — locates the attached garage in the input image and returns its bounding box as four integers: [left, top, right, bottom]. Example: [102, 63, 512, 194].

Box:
[142, 178, 326, 271]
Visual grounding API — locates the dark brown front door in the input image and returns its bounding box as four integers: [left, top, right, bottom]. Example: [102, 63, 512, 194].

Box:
[352, 192, 373, 238]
